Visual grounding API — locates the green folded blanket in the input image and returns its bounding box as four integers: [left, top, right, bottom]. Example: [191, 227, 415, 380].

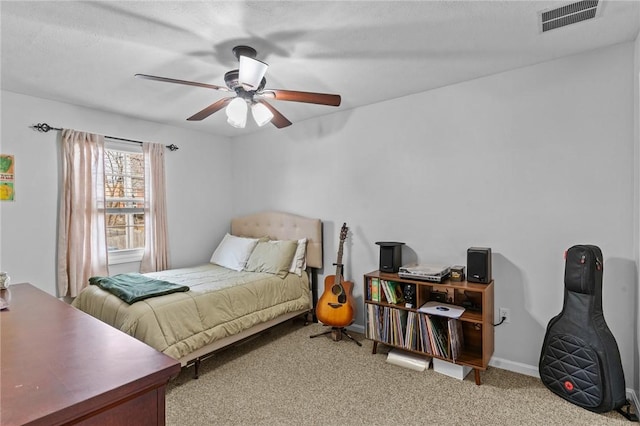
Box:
[89, 273, 189, 304]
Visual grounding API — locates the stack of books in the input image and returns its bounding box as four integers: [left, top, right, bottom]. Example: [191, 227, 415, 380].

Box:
[368, 277, 404, 304]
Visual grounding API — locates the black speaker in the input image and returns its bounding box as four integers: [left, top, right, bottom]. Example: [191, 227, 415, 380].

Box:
[467, 247, 492, 284]
[376, 241, 404, 273]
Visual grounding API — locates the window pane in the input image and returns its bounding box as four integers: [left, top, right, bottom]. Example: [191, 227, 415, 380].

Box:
[106, 213, 145, 251]
[105, 148, 145, 252]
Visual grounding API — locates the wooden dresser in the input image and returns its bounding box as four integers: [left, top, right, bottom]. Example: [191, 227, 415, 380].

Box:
[0, 283, 181, 425]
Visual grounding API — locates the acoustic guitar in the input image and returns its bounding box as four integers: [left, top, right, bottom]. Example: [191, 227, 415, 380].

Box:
[316, 223, 355, 328]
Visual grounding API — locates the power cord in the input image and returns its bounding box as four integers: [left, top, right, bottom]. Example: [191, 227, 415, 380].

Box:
[493, 316, 507, 327]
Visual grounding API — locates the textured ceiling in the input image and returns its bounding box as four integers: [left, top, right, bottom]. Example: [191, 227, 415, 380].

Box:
[2, 1, 639, 138]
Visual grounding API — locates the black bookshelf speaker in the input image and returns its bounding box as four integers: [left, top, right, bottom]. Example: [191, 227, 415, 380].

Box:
[376, 242, 405, 273]
[467, 247, 492, 284]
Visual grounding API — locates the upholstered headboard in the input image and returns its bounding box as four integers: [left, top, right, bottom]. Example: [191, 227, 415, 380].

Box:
[230, 211, 323, 269]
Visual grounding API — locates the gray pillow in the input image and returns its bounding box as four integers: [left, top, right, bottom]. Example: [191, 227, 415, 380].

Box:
[244, 240, 297, 278]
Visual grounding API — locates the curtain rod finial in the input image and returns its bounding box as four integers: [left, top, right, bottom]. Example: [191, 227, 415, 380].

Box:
[166, 144, 179, 151]
[32, 123, 53, 132]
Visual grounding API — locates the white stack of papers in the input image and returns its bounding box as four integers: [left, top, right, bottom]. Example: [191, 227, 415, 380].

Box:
[418, 301, 465, 318]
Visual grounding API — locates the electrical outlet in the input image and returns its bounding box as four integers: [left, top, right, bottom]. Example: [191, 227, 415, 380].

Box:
[499, 307, 511, 324]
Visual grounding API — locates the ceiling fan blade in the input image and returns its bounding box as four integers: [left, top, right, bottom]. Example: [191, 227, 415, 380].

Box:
[263, 89, 341, 107]
[187, 97, 234, 121]
[135, 74, 231, 92]
[257, 100, 292, 128]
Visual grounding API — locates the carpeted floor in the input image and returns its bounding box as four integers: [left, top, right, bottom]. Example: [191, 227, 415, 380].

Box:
[166, 320, 632, 425]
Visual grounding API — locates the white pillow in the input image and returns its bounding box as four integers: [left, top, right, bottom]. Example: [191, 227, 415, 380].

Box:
[289, 238, 307, 276]
[210, 233, 259, 271]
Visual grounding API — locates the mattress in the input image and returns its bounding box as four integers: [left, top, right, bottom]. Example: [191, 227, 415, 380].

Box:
[71, 264, 311, 359]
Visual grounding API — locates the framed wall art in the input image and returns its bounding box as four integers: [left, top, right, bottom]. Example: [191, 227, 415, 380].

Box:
[0, 154, 15, 201]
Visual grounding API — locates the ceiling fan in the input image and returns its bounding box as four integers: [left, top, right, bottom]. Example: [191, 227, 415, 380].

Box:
[135, 45, 341, 129]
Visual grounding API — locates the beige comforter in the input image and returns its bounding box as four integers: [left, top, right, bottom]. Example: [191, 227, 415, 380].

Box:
[71, 264, 311, 359]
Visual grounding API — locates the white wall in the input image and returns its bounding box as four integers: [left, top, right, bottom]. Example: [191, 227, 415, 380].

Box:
[231, 43, 637, 382]
[0, 41, 636, 388]
[0, 91, 234, 295]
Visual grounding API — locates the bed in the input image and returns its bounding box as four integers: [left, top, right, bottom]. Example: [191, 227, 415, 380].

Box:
[72, 211, 322, 377]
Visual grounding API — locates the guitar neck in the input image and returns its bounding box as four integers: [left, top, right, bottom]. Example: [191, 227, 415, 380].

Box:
[335, 242, 345, 279]
[334, 223, 348, 284]
[334, 263, 343, 280]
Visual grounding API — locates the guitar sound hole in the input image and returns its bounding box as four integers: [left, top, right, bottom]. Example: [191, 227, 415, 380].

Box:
[331, 285, 343, 296]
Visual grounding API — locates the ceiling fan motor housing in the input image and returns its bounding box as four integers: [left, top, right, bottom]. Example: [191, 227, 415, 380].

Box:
[224, 70, 266, 96]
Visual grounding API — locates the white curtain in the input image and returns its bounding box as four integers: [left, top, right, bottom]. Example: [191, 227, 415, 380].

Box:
[140, 142, 169, 273]
[57, 129, 108, 297]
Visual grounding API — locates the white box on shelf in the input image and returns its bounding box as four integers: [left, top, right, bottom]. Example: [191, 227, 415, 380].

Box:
[432, 358, 472, 380]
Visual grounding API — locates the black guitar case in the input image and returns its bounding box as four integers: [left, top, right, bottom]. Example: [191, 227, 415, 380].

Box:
[539, 245, 636, 420]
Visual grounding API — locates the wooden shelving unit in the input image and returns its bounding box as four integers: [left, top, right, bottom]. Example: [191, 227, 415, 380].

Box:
[364, 270, 494, 385]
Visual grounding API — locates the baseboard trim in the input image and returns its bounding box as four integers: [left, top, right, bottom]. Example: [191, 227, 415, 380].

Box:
[347, 323, 365, 335]
[489, 356, 540, 377]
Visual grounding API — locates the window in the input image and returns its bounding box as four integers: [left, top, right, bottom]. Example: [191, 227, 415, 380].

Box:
[104, 143, 144, 264]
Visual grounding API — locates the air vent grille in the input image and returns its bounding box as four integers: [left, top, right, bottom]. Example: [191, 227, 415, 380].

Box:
[540, 0, 600, 32]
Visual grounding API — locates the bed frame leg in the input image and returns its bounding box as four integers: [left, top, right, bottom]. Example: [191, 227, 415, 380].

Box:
[310, 269, 319, 323]
[193, 359, 201, 379]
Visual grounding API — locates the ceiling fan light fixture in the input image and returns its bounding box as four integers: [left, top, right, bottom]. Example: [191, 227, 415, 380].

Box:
[226, 97, 248, 128]
[251, 102, 274, 127]
[239, 56, 268, 90]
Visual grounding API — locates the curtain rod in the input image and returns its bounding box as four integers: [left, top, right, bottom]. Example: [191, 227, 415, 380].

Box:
[31, 123, 179, 151]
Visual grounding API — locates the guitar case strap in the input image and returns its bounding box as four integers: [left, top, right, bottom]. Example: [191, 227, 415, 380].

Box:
[539, 245, 637, 420]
